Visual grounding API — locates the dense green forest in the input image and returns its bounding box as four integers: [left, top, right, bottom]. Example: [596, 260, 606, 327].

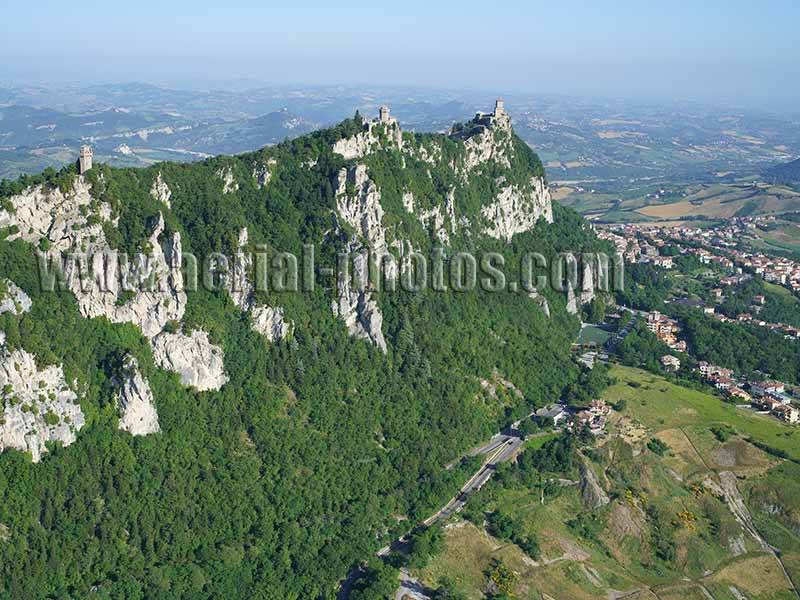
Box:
[0, 116, 603, 598]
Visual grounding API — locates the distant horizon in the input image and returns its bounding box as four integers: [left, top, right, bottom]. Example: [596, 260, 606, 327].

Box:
[3, 0, 799, 114]
[2, 77, 799, 118]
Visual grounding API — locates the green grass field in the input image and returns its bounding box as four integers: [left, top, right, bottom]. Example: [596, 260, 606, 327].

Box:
[603, 365, 800, 462]
[577, 324, 613, 345]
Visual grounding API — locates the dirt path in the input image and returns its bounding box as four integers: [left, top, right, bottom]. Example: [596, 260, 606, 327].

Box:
[718, 470, 800, 598]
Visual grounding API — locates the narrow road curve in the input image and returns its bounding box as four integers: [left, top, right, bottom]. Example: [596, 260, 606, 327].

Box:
[339, 419, 553, 598]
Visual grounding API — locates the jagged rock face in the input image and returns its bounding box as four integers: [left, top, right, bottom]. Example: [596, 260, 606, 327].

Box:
[528, 291, 551, 318]
[224, 228, 293, 342]
[333, 120, 403, 160]
[401, 191, 415, 213]
[0, 280, 32, 315]
[579, 259, 596, 306]
[252, 158, 277, 188]
[251, 306, 292, 343]
[330, 239, 388, 353]
[110, 214, 187, 338]
[0, 345, 85, 463]
[150, 172, 172, 208]
[566, 282, 579, 315]
[151, 330, 228, 391]
[580, 462, 609, 509]
[114, 355, 159, 436]
[217, 167, 239, 194]
[0, 180, 186, 339]
[331, 166, 389, 352]
[481, 177, 553, 242]
[0, 177, 112, 254]
[462, 120, 513, 172]
[334, 164, 389, 254]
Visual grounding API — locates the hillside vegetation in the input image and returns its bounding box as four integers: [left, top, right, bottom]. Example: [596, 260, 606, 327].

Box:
[0, 110, 604, 598]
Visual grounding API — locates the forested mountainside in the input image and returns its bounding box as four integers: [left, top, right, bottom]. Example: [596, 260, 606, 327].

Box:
[0, 104, 604, 599]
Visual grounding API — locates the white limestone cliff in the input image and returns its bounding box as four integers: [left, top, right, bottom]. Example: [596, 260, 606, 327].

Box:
[217, 166, 239, 194]
[334, 164, 389, 254]
[579, 259, 596, 306]
[152, 330, 228, 392]
[0, 178, 228, 392]
[0, 280, 32, 315]
[0, 176, 112, 255]
[251, 306, 292, 342]
[114, 355, 160, 436]
[331, 166, 390, 352]
[461, 116, 513, 172]
[111, 213, 187, 338]
[333, 117, 403, 160]
[481, 177, 553, 242]
[149, 172, 172, 208]
[0, 344, 85, 463]
[0, 180, 186, 339]
[566, 283, 579, 315]
[224, 228, 293, 342]
[401, 191, 415, 213]
[528, 291, 551, 318]
[331, 245, 388, 353]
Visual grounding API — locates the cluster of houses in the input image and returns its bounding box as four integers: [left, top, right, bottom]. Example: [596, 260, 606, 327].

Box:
[646, 310, 687, 352]
[573, 399, 612, 434]
[600, 220, 800, 294]
[697, 361, 799, 424]
[705, 308, 800, 341]
[532, 399, 612, 436]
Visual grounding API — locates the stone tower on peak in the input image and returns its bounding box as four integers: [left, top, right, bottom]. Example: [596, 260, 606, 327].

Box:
[378, 105, 391, 124]
[79, 145, 93, 174]
[469, 98, 511, 131]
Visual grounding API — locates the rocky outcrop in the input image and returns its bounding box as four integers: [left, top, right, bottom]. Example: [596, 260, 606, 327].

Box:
[529, 291, 551, 318]
[114, 355, 159, 436]
[0, 178, 230, 393]
[0, 176, 112, 254]
[580, 462, 610, 509]
[331, 166, 389, 352]
[566, 283, 579, 315]
[579, 259, 596, 306]
[224, 228, 293, 342]
[251, 306, 292, 342]
[0, 180, 186, 339]
[149, 172, 172, 208]
[402, 191, 415, 213]
[333, 118, 403, 160]
[109, 213, 187, 338]
[253, 158, 277, 188]
[418, 189, 457, 245]
[0, 280, 32, 315]
[460, 116, 513, 172]
[481, 177, 553, 242]
[217, 166, 238, 194]
[334, 164, 389, 254]
[330, 239, 388, 353]
[0, 344, 85, 463]
[151, 330, 228, 392]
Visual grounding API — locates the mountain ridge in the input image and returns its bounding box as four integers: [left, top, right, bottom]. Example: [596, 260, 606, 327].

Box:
[0, 103, 605, 598]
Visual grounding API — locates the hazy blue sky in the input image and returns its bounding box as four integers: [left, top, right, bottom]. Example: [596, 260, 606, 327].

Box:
[3, 0, 799, 108]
